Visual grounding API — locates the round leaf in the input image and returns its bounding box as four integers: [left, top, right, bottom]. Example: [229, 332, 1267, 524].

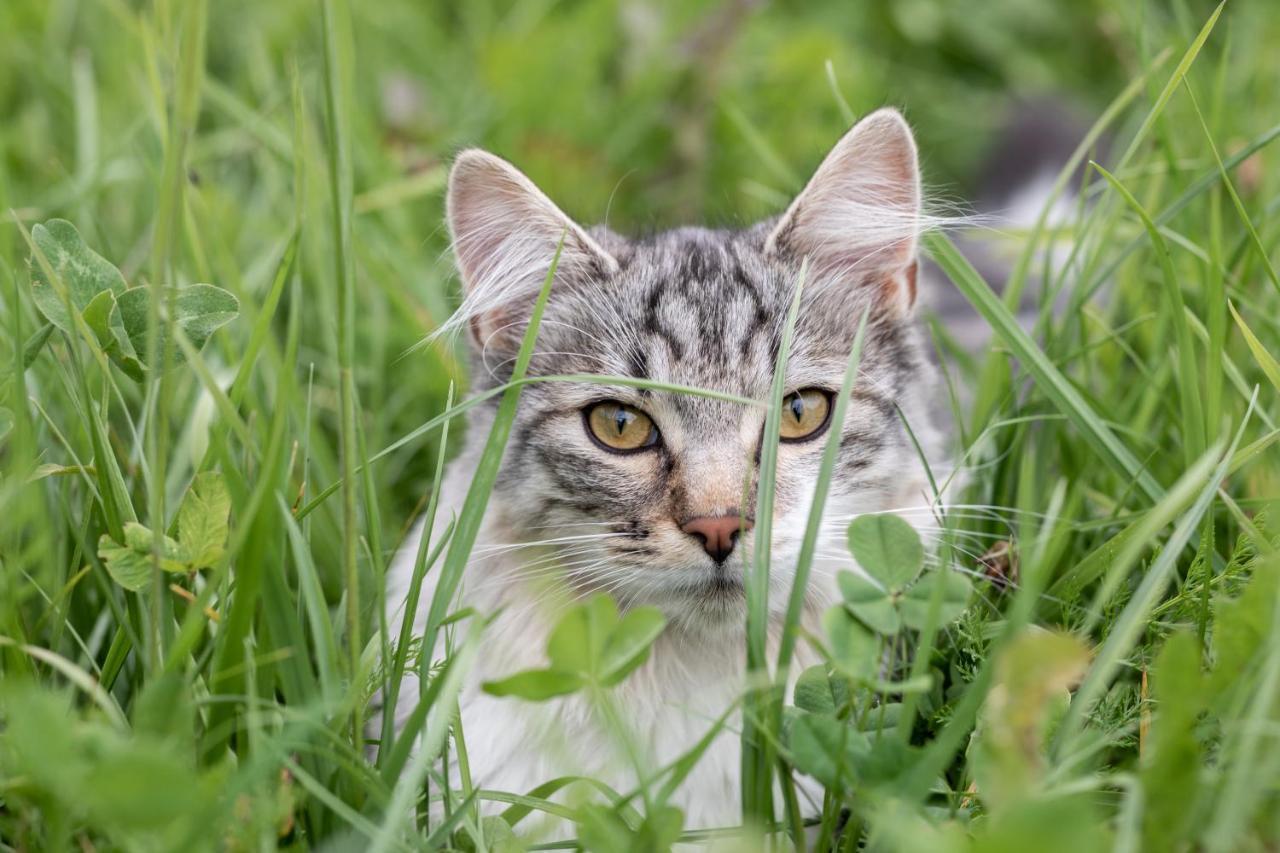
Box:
[900, 570, 973, 631]
[794, 665, 852, 715]
[116, 284, 240, 366]
[822, 604, 879, 680]
[546, 593, 616, 675]
[788, 712, 870, 791]
[795, 665, 837, 715]
[598, 606, 665, 687]
[81, 290, 146, 380]
[837, 569, 902, 635]
[846, 513, 924, 589]
[29, 219, 127, 334]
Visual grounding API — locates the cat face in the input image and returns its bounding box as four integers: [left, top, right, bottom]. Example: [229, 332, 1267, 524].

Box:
[446, 110, 944, 632]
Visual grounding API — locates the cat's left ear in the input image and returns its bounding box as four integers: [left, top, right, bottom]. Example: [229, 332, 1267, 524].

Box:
[766, 108, 921, 314]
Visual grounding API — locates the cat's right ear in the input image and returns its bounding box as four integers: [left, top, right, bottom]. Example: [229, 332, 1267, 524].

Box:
[765, 109, 922, 315]
[446, 149, 618, 352]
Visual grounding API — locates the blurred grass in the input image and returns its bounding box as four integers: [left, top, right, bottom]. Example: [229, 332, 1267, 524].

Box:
[1, 0, 1280, 850]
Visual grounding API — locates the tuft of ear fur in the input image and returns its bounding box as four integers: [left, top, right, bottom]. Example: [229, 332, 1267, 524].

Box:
[445, 149, 618, 351]
[766, 108, 922, 314]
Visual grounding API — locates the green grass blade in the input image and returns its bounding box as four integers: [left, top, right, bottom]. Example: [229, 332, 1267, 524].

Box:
[1091, 162, 1205, 466]
[420, 238, 563, 667]
[1228, 301, 1280, 392]
[775, 308, 868, 679]
[741, 259, 806, 824]
[1058, 410, 1250, 747]
[925, 231, 1164, 503]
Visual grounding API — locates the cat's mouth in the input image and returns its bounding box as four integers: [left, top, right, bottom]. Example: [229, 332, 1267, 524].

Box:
[689, 569, 746, 610]
[703, 571, 743, 594]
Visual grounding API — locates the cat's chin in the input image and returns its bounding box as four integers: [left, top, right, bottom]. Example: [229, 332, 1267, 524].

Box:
[643, 571, 750, 635]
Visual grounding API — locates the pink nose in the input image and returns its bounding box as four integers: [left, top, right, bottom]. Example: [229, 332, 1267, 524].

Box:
[681, 515, 752, 563]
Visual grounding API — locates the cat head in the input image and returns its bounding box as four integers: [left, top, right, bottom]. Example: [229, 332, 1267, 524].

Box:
[446, 109, 946, 633]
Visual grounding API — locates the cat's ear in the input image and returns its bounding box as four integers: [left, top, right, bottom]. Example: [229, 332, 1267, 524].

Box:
[766, 108, 922, 314]
[446, 149, 618, 350]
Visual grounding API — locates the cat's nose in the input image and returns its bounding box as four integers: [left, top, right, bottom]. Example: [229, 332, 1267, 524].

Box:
[681, 515, 752, 563]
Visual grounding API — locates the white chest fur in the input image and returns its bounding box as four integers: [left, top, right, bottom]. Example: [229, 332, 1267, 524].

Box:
[383, 507, 826, 831]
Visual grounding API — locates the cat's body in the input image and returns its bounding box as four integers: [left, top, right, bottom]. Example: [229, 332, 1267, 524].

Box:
[382, 109, 949, 827]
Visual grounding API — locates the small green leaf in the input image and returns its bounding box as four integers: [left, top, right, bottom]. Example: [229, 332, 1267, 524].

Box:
[121, 522, 189, 568]
[455, 816, 526, 853]
[837, 570, 902, 634]
[794, 665, 850, 715]
[899, 571, 973, 631]
[481, 669, 585, 701]
[577, 802, 682, 853]
[81, 289, 146, 380]
[22, 322, 54, 368]
[857, 735, 916, 786]
[846, 513, 924, 589]
[177, 471, 231, 568]
[29, 463, 95, 481]
[855, 701, 906, 737]
[29, 219, 127, 334]
[98, 535, 152, 591]
[487, 595, 665, 701]
[575, 804, 635, 853]
[83, 289, 121, 350]
[598, 606, 665, 686]
[547, 593, 616, 675]
[789, 712, 870, 790]
[116, 283, 239, 366]
[823, 604, 879, 680]
[98, 522, 191, 592]
[0, 407, 13, 443]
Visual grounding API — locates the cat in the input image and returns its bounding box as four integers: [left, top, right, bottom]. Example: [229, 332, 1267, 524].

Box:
[382, 108, 952, 831]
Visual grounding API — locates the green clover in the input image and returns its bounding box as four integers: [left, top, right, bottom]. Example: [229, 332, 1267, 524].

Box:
[838, 514, 972, 634]
[483, 594, 666, 700]
[29, 219, 238, 381]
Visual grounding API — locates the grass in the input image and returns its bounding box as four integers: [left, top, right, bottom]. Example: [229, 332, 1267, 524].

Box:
[2, 0, 1280, 850]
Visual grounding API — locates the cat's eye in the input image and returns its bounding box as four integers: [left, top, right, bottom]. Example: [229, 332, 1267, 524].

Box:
[585, 401, 660, 453]
[779, 389, 832, 442]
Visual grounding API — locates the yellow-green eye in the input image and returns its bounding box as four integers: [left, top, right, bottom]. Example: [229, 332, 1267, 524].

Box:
[779, 389, 832, 441]
[585, 402, 659, 452]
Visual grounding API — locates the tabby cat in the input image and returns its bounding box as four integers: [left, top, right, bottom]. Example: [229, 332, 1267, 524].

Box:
[384, 108, 950, 828]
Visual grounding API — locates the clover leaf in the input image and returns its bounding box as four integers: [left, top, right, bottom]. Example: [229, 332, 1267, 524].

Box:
[29, 219, 127, 334]
[28, 219, 239, 381]
[788, 712, 871, 791]
[99, 523, 191, 591]
[900, 569, 973, 630]
[483, 593, 666, 701]
[846, 513, 923, 589]
[97, 471, 232, 591]
[794, 664, 851, 715]
[839, 514, 972, 635]
[822, 604, 879, 680]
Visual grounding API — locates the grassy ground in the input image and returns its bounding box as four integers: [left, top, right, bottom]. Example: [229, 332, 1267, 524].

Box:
[2, 0, 1279, 850]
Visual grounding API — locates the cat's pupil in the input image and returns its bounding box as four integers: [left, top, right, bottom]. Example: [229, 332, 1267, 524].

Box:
[788, 396, 805, 422]
[613, 410, 630, 434]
